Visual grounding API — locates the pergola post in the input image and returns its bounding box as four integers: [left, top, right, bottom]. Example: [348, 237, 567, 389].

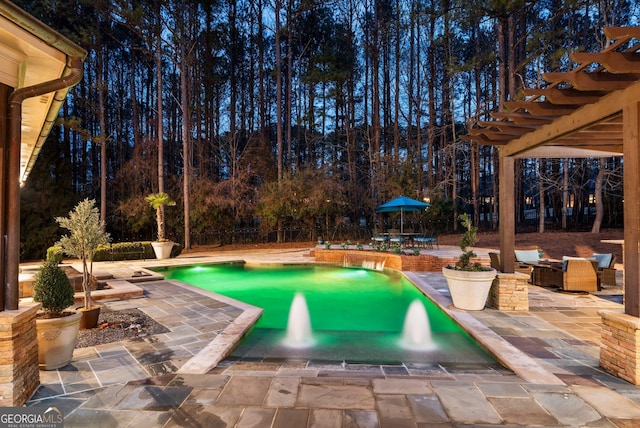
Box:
[498, 155, 515, 273]
[623, 101, 640, 317]
[599, 100, 640, 384]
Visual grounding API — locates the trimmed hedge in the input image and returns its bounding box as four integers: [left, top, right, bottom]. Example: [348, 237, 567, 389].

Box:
[33, 259, 75, 314]
[47, 241, 183, 262]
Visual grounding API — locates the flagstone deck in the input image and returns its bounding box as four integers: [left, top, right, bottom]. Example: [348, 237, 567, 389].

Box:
[24, 246, 640, 427]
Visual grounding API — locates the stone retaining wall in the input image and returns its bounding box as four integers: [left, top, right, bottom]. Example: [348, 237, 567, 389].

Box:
[599, 310, 640, 385]
[314, 249, 462, 272]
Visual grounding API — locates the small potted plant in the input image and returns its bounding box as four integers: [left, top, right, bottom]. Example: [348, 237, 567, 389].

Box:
[33, 257, 82, 370]
[56, 199, 110, 328]
[146, 192, 176, 259]
[442, 213, 497, 310]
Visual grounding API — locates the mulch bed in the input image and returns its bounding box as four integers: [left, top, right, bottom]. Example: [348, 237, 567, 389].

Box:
[76, 307, 170, 348]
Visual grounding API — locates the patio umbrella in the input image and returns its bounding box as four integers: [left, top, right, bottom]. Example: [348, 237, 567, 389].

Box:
[375, 196, 431, 233]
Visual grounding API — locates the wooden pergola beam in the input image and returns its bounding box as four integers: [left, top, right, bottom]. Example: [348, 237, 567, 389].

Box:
[504, 101, 578, 116]
[604, 26, 640, 42]
[501, 80, 640, 157]
[571, 52, 640, 74]
[543, 71, 640, 91]
[477, 121, 537, 132]
[522, 87, 605, 105]
[459, 134, 507, 145]
[558, 132, 622, 140]
[468, 128, 524, 140]
[491, 112, 555, 124]
[512, 146, 622, 158]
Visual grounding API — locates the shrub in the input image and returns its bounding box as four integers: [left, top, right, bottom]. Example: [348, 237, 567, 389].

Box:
[32, 259, 75, 315]
[46, 246, 64, 265]
[90, 241, 183, 262]
[450, 213, 489, 271]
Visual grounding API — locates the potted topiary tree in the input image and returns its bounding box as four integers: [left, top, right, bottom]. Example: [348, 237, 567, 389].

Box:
[56, 199, 110, 328]
[146, 192, 176, 259]
[33, 256, 82, 370]
[442, 213, 497, 310]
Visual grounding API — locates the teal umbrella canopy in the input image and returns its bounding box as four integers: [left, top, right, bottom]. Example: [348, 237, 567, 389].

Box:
[376, 196, 430, 213]
[376, 196, 431, 233]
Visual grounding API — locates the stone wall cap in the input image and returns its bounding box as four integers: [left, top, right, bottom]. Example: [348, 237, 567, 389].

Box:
[599, 310, 640, 328]
[496, 272, 529, 278]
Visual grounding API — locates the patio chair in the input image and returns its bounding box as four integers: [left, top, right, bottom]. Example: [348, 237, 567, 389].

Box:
[389, 235, 405, 247]
[489, 252, 500, 270]
[514, 249, 543, 275]
[371, 235, 388, 243]
[592, 253, 617, 287]
[561, 258, 599, 292]
[533, 257, 598, 292]
[413, 230, 438, 249]
[490, 251, 534, 277]
[514, 249, 542, 265]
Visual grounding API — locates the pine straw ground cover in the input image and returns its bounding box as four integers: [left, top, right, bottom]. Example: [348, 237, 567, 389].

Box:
[76, 307, 169, 348]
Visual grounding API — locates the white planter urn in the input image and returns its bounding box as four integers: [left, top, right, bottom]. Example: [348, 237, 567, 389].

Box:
[151, 241, 174, 259]
[442, 267, 497, 310]
[36, 311, 82, 370]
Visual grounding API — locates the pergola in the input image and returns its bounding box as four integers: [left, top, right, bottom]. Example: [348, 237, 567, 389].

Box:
[465, 27, 640, 317]
[465, 27, 640, 383]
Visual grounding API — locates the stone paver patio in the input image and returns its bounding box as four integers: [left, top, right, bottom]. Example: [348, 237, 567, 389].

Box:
[23, 247, 640, 427]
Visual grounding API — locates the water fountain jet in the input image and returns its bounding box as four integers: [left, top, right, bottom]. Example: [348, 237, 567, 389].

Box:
[283, 293, 315, 348]
[400, 299, 436, 351]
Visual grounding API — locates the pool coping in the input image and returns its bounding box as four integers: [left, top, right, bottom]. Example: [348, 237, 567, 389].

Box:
[403, 271, 565, 385]
[157, 279, 265, 375]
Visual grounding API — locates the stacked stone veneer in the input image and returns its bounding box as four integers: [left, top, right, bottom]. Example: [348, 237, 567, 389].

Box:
[487, 272, 529, 311]
[0, 303, 40, 406]
[313, 249, 458, 271]
[599, 310, 640, 385]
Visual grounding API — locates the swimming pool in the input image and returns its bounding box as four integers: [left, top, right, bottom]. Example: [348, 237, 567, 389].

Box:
[158, 263, 498, 365]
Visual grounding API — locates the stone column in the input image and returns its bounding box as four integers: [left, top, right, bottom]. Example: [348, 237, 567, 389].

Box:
[487, 272, 529, 311]
[0, 303, 40, 406]
[600, 310, 640, 385]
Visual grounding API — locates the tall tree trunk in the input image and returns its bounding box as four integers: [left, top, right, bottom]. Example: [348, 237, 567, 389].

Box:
[180, 39, 191, 250]
[286, 0, 293, 172]
[371, 0, 382, 204]
[96, 41, 108, 229]
[155, 3, 165, 238]
[393, 0, 400, 172]
[427, 11, 435, 190]
[497, 16, 507, 108]
[592, 158, 606, 233]
[562, 158, 569, 229]
[274, 0, 284, 242]
[471, 22, 481, 226]
[538, 159, 545, 233]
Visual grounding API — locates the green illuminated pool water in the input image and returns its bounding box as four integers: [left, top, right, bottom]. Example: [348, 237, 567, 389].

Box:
[158, 263, 498, 364]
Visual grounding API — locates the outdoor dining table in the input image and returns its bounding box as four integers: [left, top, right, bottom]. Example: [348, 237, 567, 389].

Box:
[377, 232, 423, 248]
[528, 260, 563, 286]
